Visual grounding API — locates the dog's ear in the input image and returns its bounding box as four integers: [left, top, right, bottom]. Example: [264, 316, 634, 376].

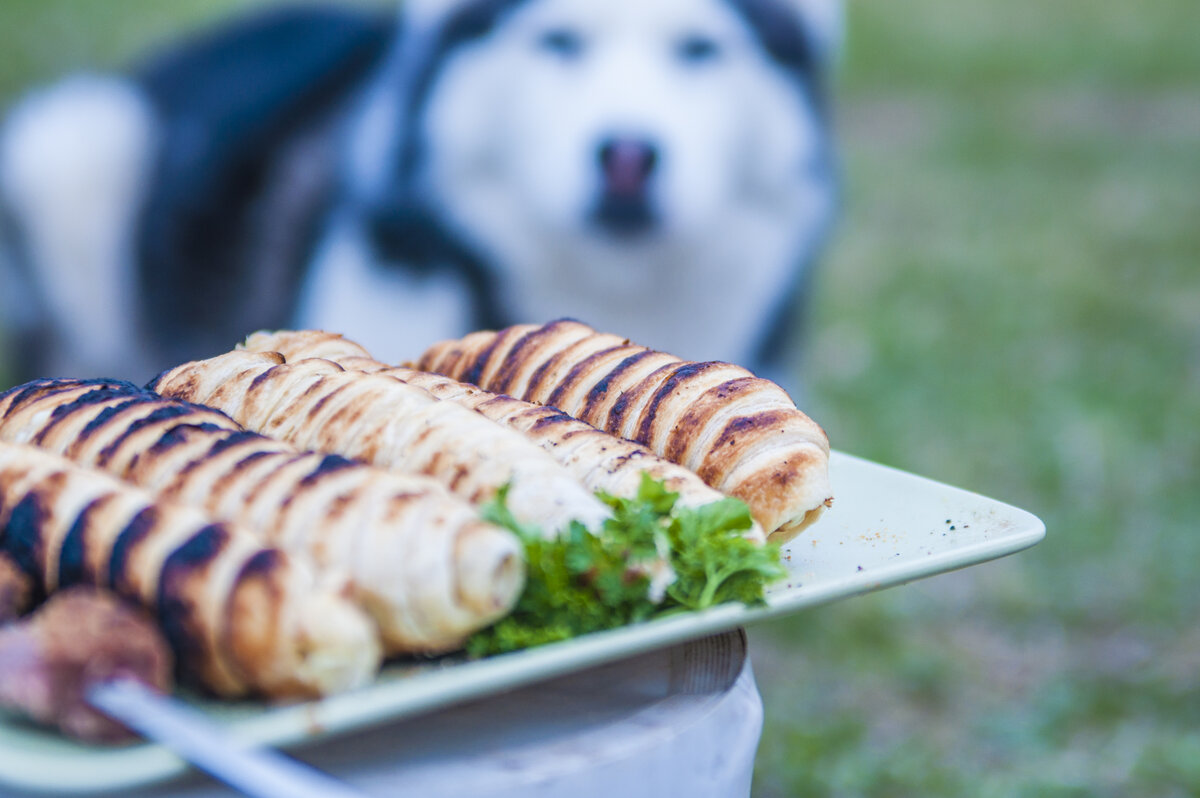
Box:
[780, 0, 845, 62]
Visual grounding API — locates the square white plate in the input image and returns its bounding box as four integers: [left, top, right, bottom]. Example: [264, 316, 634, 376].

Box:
[0, 451, 1044, 794]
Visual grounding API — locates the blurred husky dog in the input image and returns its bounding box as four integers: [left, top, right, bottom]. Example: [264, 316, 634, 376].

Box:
[0, 0, 839, 385]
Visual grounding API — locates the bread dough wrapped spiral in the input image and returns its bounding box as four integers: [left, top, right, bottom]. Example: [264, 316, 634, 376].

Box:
[0, 379, 524, 654]
[0, 442, 379, 699]
[418, 320, 833, 541]
[242, 330, 766, 544]
[148, 351, 610, 535]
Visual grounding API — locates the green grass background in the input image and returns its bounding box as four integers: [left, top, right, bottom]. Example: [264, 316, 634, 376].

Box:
[1, 2, 1198, 795]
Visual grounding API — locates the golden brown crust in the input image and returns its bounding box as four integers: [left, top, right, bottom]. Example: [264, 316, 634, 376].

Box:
[419, 320, 833, 540]
[0, 380, 524, 654]
[0, 441, 379, 698]
[242, 330, 370, 363]
[241, 331, 767, 543]
[151, 351, 609, 534]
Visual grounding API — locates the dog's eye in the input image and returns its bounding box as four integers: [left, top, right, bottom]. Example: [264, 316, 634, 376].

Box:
[677, 34, 722, 65]
[537, 28, 585, 60]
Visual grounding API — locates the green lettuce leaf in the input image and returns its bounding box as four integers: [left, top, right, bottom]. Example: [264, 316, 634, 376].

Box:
[465, 475, 786, 657]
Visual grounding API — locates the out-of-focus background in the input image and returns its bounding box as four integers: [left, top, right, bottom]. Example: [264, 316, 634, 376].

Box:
[1, 1, 1197, 795]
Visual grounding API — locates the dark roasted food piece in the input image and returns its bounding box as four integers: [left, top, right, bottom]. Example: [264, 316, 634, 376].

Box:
[0, 553, 33, 623]
[418, 320, 833, 541]
[0, 588, 172, 743]
[149, 351, 609, 534]
[242, 330, 767, 544]
[0, 442, 379, 698]
[0, 379, 524, 654]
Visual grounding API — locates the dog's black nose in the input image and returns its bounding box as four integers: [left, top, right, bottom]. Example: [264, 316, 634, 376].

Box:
[597, 137, 659, 196]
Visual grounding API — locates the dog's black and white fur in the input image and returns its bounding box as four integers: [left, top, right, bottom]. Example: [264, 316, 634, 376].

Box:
[0, 0, 839, 387]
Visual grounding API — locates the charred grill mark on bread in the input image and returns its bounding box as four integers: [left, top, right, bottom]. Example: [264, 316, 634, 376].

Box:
[107, 506, 161, 598]
[0, 379, 525, 654]
[220, 548, 286, 691]
[151, 350, 609, 535]
[491, 323, 555, 396]
[465, 325, 529, 390]
[418, 320, 833, 541]
[663, 376, 759, 464]
[2, 493, 49, 600]
[545, 344, 628, 412]
[495, 321, 595, 399]
[75, 399, 149, 443]
[580, 349, 652, 421]
[157, 522, 233, 687]
[40, 394, 143, 446]
[0, 380, 89, 418]
[463, 328, 506, 387]
[56, 501, 92, 589]
[523, 332, 628, 408]
[635, 362, 720, 444]
[95, 405, 201, 467]
[0, 442, 380, 698]
[299, 453, 358, 486]
[205, 430, 271, 459]
[243, 330, 765, 542]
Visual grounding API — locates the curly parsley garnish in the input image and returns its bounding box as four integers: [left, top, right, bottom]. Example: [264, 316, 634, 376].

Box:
[465, 475, 786, 657]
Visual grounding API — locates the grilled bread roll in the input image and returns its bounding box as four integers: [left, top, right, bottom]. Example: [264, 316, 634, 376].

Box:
[0, 379, 524, 654]
[150, 352, 610, 535]
[0, 442, 379, 699]
[418, 320, 833, 541]
[243, 330, 767, 544]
